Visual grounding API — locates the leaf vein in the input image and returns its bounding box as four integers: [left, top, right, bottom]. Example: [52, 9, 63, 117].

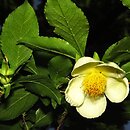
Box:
[56, 0, 83, 56]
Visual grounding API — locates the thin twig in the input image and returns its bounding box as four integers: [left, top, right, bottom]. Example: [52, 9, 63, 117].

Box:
[22, 113, 29, 130]
[56, 109, 68, 130]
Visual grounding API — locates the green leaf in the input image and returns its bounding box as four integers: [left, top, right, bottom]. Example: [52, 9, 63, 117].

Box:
[48, 56, 72, 79]
[4, 84, 11, 98]
[33, 109, 53, 128]
[121, 62, 130, 72]
[19, 36, 79, 59]
[19, 75, 63, 104]
[48, 56, 72, 87]
[45, 0, 89, 56]
[0, 121, 22, 130]
[102, 43, 116, 62]
[51, 99, 57, 109]
[37, 67, 50, 77]
[40, 98, 50, 106]
[0, 88, 38, 121]
[121, 62, 130, 81]
[93, 52, 100, 60]
[25, 110, 36, 124]
[1, 1, 39, 71]
[0, 35, 2, 45]
[24, 56, 38, 74]
[121, 0, 130, 9]
[102, 37, 130, 63]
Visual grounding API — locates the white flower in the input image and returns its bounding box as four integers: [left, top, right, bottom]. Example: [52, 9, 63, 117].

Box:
[65, 57, 129, 119]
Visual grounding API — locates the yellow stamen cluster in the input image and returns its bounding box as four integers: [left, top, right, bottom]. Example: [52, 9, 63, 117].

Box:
[82, 71, 106, 97]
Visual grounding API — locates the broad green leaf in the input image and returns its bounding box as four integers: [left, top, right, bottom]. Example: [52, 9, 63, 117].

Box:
[37, 67, 50, 77]
[1, 1, 39, 71]
[121, 0, 130, 9]
[48, 56, 72, 87]
[24, 56, 38, 74]
[34, 50, 56, 63]
[121, 62, 130, 72]
[19, 36, 79, 59]
[0, 88, 38, 121]
[102, 43, 116, 62]
[25, 110, 36, 123]
[19, 75, 63, 104]
[121, 62, 130, 81]
[45, 0, 89, 56]
[40, 97, 50, 106]
[0, 121, 22, 130]
[52, 77, 69, 89]
[48, 56, 72, 77]
[102, 37, 130, 63]
[33, 109, 53, 128]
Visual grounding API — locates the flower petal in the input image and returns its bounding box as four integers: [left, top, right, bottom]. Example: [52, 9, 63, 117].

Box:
[76, 96, 107, 118]
[65, 77, 85, 106]
[96, 62, 125, 78]
[105, 77, 129, 103]
[72, 57, 102, 77]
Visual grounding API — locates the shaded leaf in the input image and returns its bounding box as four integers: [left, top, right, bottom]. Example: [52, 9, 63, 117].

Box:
[0, 88, 38, 121]
[48, 56, 72, 81]
[24, 56, 38, 74]
[19, 75, 63, 104]
[40, 98, 50, 106]
[51, 99, 57, 109]
[45, 0, 89, 56]
[25, 109, 36, 124]
[37, 67, 50, 77]
[0, 121, 22, 130]
[19, 36, 79, 59]
[33, 109, 53, 128]
[121, 62, 130, 81]
[0, 35, 1, 44]
[102, 43, 116, 62]
[102, 37, 130, 63]
[1, 1, 39, 71]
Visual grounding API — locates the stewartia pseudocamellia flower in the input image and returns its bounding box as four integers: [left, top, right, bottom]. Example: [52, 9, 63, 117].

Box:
[65, 57, 129, 118]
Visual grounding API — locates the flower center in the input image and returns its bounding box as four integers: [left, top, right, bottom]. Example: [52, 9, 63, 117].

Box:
[82, 71, 107, 97]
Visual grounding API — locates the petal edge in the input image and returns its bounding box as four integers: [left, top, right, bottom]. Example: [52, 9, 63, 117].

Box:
[76, 96, 107, 118]
[72, 57, 102, 77]
[65, 77, 85, 106]
[105, 77, 129, 103]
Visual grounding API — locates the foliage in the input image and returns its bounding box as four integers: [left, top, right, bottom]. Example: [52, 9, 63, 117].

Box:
[45, 0, 89, 56]
[0, 0, 130, 130]
[121, 0, 130, 9]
